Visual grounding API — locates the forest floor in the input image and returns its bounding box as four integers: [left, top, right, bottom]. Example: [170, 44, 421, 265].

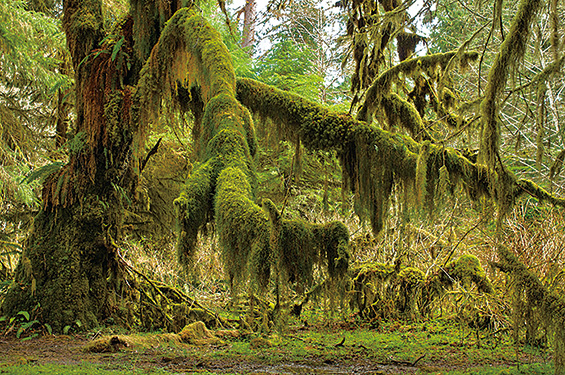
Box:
[0, 318, 554, 374]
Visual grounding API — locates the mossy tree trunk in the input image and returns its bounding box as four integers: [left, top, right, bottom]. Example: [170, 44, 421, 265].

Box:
[1, 0, 178, 332]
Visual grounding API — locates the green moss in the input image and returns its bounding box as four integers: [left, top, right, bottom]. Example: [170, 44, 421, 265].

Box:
[381, 93, 434, 141]
[443, 254, 493, 294]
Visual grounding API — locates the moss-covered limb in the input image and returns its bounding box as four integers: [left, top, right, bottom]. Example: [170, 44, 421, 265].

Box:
[236, 78, 357, 152]
[515, 179, 565, 208]
[236, 77, 564, 232]
[132, 6, 236, 128]
[356, 51, 479, 123]
[479, 0, 543, 170]
[200, 94, 257, 163]
[495, 245, 565, 374]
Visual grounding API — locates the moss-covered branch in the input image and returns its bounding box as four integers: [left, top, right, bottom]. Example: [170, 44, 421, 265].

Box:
[479, 0, 543, 169]
[132, 6, 236, 129]
[356, 51, 479, 123]
[236, 78, 565, 234]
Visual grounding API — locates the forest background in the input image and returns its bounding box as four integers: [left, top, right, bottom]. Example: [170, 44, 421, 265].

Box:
[1, 0, 565, 373]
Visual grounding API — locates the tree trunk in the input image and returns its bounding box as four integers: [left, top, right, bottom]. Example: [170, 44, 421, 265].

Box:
[1, 0, 145, 332]
[241, 0, 257, 50]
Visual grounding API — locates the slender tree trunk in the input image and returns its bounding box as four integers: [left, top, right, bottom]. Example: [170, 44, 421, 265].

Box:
[241, 0, 257, 50]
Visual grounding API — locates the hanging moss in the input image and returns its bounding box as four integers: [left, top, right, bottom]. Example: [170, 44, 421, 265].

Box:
[237, 77, 565, 237]
[356, 51, 479, 123]
[381, 93, 434, 141]
[314, 221, 350, 279]
[396, 31, 425, 62]
[479, 0, 543, 171]
[415, 141, 430, 207]
[262, 199, 350, 295]
[133, 7, 237, 129]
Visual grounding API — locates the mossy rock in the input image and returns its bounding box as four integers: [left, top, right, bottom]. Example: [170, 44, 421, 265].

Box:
[178, 321, 223, 346]
[83, 336, 129, 353]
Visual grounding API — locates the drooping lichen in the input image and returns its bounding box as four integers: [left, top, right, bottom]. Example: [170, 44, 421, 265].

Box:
[262, 199, 350, 296]
[356, 51, 479, 123]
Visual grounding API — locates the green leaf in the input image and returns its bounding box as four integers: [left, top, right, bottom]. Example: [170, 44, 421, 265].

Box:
[63, 325, 71, 334]
[17, 311, 30, 321]
[21, 162, 65, 185]
[111, 36, 125, 62]
[44, 323, 52, 335]
[75, 319, 82, 328]
[20, 333, 39, 341]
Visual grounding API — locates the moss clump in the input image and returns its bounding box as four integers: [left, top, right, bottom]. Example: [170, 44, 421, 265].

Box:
[83, 336, 128, 353]
[443, 254, 493, 294]
[179, 321, 223, 345]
